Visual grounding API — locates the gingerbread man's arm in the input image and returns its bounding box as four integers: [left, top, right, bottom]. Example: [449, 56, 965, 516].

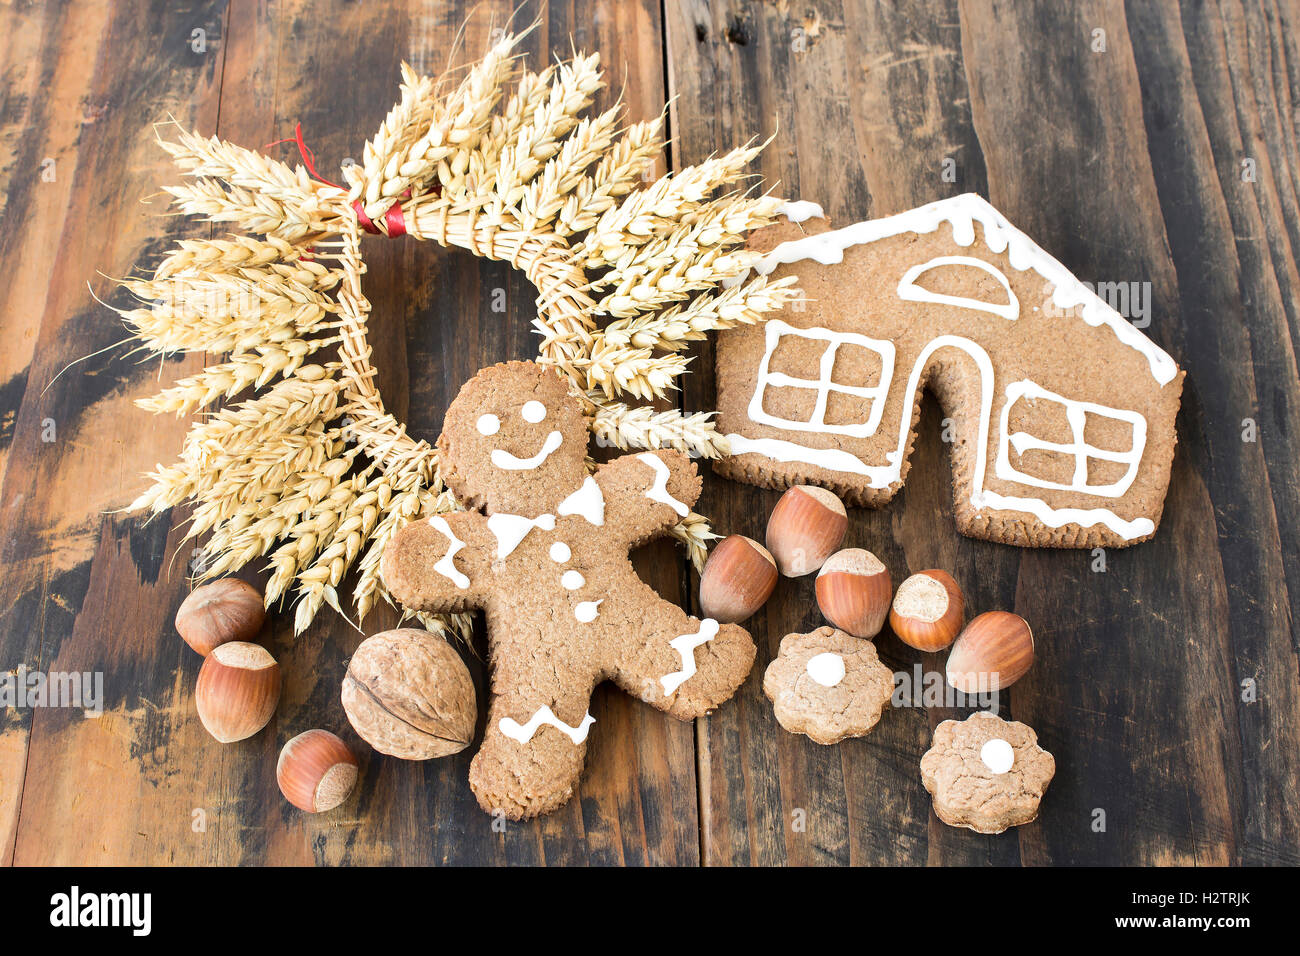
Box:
[380, 511, 493, 615]
[595, 449, 701, 551]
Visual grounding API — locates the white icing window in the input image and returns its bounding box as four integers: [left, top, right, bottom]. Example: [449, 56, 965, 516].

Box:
[995, 380, 1147, 498]
[747, 320, 895, 438]
[896, 255, 1020, 321]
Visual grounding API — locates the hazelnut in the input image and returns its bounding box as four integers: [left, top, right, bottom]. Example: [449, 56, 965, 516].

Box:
[765, 485, 847, 577]
[815, 549, 892, 638]
[890, 570, 965, 651]
[342, 629, 477, 759]
[277, 730, 358, 813]
[699, 535, 778, 623]
[175, 578, 266, 656]
[945, 611, 1034, 693]
[195, 641, 281, 743]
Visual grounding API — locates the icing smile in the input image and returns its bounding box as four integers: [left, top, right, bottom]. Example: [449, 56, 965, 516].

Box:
[491, 430, 563, 470]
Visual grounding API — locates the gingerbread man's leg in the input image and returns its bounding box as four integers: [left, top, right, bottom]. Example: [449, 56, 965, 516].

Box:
[602, 576, 756, 720]
[468, 620, 602, 820]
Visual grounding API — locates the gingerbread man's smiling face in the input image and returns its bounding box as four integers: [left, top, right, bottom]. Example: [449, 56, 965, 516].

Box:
[437, 361, 590, 517]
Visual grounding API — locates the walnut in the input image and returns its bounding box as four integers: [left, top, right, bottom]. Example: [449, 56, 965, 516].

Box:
[341, 628, 477, 759]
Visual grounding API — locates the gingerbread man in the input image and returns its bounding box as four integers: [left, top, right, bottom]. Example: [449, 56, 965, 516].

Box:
[382, 361, 756, 819]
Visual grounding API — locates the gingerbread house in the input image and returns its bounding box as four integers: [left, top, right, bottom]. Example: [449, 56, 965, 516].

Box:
[714, 194, 1185, 548]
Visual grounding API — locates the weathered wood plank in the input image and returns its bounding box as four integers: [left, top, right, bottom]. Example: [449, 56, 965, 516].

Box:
[669, 0, 1299, 864]
[956, 0, 1238, 867]
[0, 0, 227, 865]
[4, 0, 697, 865]
[668, 0, 1015, 866]
[0, 0, 122, 493]
[2, 0, 1297, 867]
[1122, 0, 1300, 863]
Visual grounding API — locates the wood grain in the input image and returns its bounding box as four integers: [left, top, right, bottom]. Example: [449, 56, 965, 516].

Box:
[666, 0, 1298, 866]
[1, 0, 1296, 866]
[0, 0, 227, 864]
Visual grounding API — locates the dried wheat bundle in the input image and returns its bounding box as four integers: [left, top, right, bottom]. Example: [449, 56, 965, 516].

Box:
[120, 28, 800, 635]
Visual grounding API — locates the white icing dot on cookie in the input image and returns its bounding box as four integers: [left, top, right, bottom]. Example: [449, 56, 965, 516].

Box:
[574, 600, 602, 623]
[805, 652, 846, 687]
[549, 541, 571, 563]
[476, 414, 500, 436]
[562, 570, 585, 590]
[521, 400, 547, 423]
[980, 737, 1015, 774]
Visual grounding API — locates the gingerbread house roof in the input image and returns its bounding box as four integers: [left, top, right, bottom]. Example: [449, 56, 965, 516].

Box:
[750, 194, 1177, 386]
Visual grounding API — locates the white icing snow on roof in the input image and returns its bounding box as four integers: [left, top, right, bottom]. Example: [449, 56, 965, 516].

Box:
[758, 193, 1178, 386]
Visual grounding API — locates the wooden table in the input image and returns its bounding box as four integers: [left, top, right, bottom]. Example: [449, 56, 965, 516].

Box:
[1, 0, 1296, 866]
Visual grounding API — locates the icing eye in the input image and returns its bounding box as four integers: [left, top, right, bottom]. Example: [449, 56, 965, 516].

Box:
[521, 400, 546, 423]
[476, 414, 501, 436]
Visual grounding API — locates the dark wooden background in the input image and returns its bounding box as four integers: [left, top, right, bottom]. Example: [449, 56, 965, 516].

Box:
[1, 0, 1296, 866]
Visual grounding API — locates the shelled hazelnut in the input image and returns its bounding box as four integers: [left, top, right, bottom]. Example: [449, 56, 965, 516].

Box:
[195, 641, 281, 743]
[175, 579, 265, 656]
[765, 485, 847, 577]
[890, 570, 965, 651]
[277, 730, 359, 813]
[699, 535, 779, 623]
[815, 549, 892, 638]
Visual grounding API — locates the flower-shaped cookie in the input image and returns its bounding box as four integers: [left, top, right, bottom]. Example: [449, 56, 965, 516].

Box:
[920, 711, 1055, 834]
[762, 626, 894, 744]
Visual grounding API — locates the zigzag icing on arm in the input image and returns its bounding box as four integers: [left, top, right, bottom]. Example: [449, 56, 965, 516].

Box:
[637, 453, 689, 516]
[499, 705, 595, 744]
[427, 515, 470, 589]
[661, 619, 720, 695]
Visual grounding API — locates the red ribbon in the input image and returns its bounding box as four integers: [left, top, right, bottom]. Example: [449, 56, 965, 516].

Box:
[267, 122, 408, 236]
[384, 203, 408, 237]
[351, 201, 382, 235]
